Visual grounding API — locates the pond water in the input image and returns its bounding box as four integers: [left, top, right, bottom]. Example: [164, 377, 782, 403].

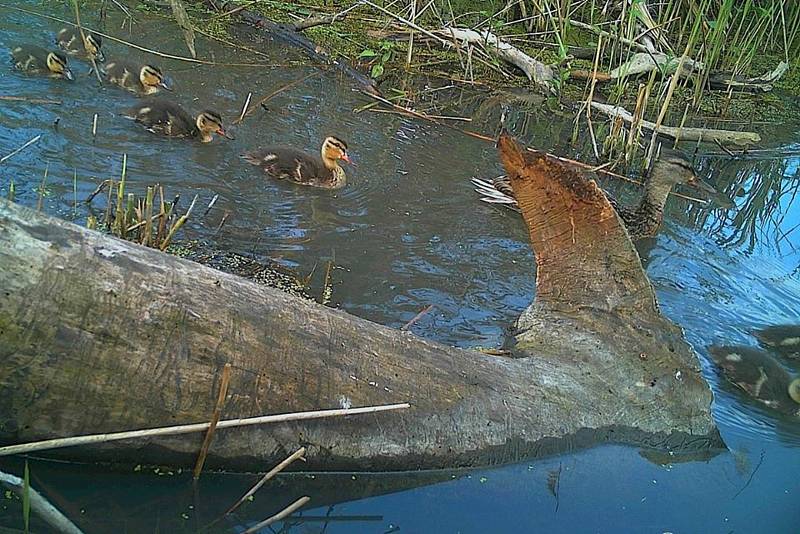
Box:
[1, 2, 800, 532]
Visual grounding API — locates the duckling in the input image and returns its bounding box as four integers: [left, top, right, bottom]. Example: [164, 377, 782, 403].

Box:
[709, 345, 800, 416]
[56, 27, 104, 61]
[10, 44, 74, 80]
[126, 99, 229, 143]
[755, 325, 800, 361]
[473, 149, 719, 239]
[103, 60, 171, 95]
[242, 136, 351, 189]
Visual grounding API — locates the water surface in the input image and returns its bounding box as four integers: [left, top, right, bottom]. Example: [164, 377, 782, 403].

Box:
[1, 2, 799, 532]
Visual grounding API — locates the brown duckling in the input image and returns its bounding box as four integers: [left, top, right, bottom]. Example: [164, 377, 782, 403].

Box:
[242, 136, 351, 189]
[126, 99, 230, 143]
[473, 149, 719, 239]
[754, 325, 800, 361]
[103, 60, 171, 95]
[709, 345, 800, 416]
[56, 27, 104, 61]
[10, 44, 74, 80]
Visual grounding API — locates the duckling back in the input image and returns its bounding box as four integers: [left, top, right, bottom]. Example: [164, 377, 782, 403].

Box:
[104, 60, 167, 95]
[10, 44, 73, 80]
[128, 99, 195, 137]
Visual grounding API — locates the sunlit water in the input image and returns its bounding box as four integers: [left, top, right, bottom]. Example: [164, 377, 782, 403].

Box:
[1, 3, 799, 532]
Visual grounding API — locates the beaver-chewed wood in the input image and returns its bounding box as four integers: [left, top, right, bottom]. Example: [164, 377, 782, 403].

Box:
[0, 141, 720, 472]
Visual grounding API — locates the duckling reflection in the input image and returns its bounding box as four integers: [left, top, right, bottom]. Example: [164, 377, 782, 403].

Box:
[127, 99, 231, 143]
[754, 325, 800, 361]
[56, 27, 104, 61]
[709, 345, 800, 416]
[103, 60, 171, 95]
[10, 44, 74, 80]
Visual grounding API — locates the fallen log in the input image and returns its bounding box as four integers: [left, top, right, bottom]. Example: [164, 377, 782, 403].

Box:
[441, 27, 555, 92]
[0, 134, 721, 471]
[590, 101, 761, 146]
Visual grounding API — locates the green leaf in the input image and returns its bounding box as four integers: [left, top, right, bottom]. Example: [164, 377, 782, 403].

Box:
[359, 49, 377, 58]
[371, 63, 384, 78]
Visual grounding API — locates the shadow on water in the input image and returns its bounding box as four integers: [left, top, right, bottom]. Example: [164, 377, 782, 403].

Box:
[2, 1, 800, 532]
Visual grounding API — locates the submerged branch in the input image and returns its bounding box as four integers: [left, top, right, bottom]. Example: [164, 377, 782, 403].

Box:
[590, 101, 761, 146]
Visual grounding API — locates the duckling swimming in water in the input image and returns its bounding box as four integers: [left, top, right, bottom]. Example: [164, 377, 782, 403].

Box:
[473, 149, 719, 239]
[56, 27, 104, 61]
[754, 325, 800, 361]
[242, 137, 351, 189]
[126, 99, 230, 143]
[103, 60, 171, 95]
[10, 44, 74, 80]
[709, 345, 800, 416]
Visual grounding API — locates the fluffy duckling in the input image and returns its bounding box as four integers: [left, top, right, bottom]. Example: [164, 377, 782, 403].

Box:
[709, 345, 800, 416]
[10, 44, 74, 80]
[56, 27, 104, 61]
[473, 149, 719, 239]
[126, 99, 229, 143]
[242, 137, 351, 189]
[103, 60, 171, 95]
[755, 325, 800, 361]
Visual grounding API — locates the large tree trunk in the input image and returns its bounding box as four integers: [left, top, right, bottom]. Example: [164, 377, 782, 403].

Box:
[0, 136, 721, 471]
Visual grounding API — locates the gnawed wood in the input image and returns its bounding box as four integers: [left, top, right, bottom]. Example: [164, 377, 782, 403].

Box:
[497, 132, 657, 314]
[0, 190, 720, 471]
[590, 101, 761, 146]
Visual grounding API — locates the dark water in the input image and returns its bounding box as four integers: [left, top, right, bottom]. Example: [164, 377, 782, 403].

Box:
[1, 2, 800, 532]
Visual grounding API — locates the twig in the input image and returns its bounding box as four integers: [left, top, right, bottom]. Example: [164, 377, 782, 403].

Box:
[237, 93, 252, 124]
[0, 470, 85, 534]
[85, 179, 110, 204]
[203, 194, 219, 217]
[225, 447, 306, 515]
[0, 403, 411, 456]
[401, 305, 435, 331]
[0, 135, 41, 164]
[733, 449, 765, 499]
[243, 496, 310, 534]
[0, 96, 61, 105]
[70, 0, 103, 84]
[213, 211, 230, 236]
[193, 362, 232, 479]
[234, 72, 319, 125]
[159, 194, 198, 250]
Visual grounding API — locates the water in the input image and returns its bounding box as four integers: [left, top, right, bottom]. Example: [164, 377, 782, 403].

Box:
[1, 3, 799, 532]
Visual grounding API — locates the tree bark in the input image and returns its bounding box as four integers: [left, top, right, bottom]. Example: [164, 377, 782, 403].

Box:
[0, 148, 720, 472]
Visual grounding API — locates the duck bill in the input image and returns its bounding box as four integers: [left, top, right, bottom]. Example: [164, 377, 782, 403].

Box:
[159, 78, 174, 91]
[689, 175, 735, 208]
[94, 50, 105, 62]
[218, 128, 235, 140]
[340, 153, 353, 165]
[62, 68, 75, 81]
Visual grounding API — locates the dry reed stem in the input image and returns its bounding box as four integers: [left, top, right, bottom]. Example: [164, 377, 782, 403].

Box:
[225, 447, 306, 516]
[242, 496, 310, 534]
[0, 403, 411, 457]
[0, 134, 41, 164]
[193, 363, 232, 479]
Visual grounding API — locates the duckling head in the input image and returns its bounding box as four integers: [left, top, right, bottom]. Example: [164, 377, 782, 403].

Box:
[84, 33, 104, 61]
[139, 65, 171, 93]
[196, 111, 229, 142]
[321, 136, 351, 168]
[789, 378, 800, 404]
[46, 51, 74, 80]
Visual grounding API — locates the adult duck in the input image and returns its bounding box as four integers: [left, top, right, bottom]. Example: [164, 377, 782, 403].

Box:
[242, 136, 351, 189]
[473, 149, 718, 239]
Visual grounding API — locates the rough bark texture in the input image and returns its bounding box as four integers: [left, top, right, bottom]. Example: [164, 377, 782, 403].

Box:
[0, 149, 720, 472]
